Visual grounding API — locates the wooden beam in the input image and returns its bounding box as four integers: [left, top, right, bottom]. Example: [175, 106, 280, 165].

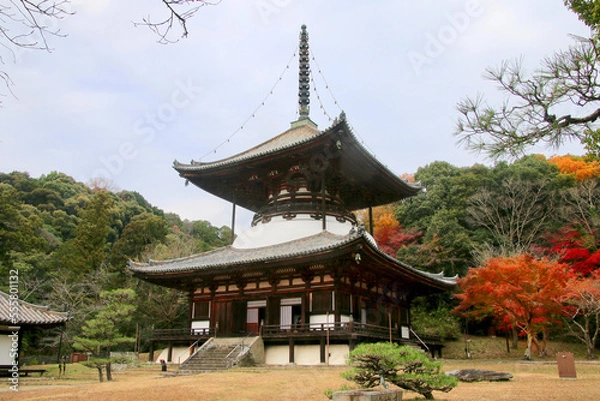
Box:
[289, 338, 295, 364]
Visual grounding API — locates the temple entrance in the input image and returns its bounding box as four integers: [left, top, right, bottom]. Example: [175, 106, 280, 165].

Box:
[247, 300, 267, 335]
[280, 297, 302, 330]
[215, 300, 246, 336]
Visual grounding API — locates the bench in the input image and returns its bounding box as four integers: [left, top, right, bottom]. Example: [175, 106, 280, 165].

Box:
[20, 369, 47, 377]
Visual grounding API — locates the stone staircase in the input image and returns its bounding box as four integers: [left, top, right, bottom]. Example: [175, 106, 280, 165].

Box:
[179, 337, 256, 372]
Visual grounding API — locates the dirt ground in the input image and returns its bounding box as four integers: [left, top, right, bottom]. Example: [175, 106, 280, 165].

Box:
[2, 360, 600, 401]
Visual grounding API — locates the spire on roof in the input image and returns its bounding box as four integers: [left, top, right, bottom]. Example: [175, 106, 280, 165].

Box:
[298, 24, 310, 120]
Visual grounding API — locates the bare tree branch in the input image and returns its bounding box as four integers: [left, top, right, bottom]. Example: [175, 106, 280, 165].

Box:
[467, 177, 556, 253]
[135, 0, 221, 45]
[456, 36, 600, 158]
[0, 1, 73, 104]
[0, 1, 221, 105]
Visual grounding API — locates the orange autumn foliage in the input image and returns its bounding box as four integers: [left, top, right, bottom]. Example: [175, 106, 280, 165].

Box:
[357, 205, 421, 257]
[547, 155, 600, 181]
[454, 254, 572, 359]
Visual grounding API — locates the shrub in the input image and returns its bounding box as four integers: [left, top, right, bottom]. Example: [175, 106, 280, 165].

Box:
[411, 304, 462, 341]
[343, 342, 458, 400]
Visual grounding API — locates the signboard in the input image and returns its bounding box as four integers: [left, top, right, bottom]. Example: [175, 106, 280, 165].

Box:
[557, 352, 577, 379]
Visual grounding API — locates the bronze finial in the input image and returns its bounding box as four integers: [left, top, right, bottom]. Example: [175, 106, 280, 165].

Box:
[298, 25, 310, 119]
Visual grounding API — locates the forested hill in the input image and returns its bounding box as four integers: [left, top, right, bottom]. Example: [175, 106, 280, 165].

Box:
[0, 170, 232, 305]
[1, 154, 600, 358]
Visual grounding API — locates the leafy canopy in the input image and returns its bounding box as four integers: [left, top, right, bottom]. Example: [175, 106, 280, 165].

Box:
[344, 342, 457, 400]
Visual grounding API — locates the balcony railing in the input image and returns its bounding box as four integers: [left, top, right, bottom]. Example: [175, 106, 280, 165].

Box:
[150, 324, 441, 348]
[260, 321, 435, 343]
[150, 327, 216, 341]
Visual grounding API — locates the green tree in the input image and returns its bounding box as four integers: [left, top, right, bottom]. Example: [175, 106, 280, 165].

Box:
[395, 162, 490, 277]
[410, 301, 461, 341]
[343, 343, 458, 400]
[565, 0, 600, 28]
[0, 183, 44, 274]
[51, 190, 115, 281]
[112, 213, 169, 267]
[134, 281, 188, 330]
[72, 289, 137, 382]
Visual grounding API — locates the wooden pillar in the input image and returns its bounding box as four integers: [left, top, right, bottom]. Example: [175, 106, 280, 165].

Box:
[368, 206, 374, 236]
[167, 341, 173, 362]
[321, 175, 327, 231]
[231, 200, 236, 245]
[334, 289, 341, 324]
[320, 337, 326, 364]
[289, 338, 295, 364]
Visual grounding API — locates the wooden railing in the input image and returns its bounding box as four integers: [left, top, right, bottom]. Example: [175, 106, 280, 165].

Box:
[150, 327, 216, 341]
[150, 324, 442, 347]
[260, 321, 418, 343]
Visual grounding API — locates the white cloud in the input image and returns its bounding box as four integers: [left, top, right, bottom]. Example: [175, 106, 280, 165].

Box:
[0, 0, 592, 225]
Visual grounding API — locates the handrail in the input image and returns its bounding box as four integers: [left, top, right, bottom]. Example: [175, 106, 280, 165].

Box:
[177, 337, 203, 365]
[409, 327, 430, 352]
[225, 334, 253, 368]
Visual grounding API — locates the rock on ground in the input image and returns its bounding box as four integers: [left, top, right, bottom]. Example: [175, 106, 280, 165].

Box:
[446, 369, 514, 382]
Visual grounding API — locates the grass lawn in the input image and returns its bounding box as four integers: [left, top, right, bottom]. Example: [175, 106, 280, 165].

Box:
[3, 337, 599, 401]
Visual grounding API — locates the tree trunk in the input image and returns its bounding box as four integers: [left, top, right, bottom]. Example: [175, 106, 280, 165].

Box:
[96, 365, 104, 382]
[584, 315, 598, 359]
[511, 325, 519, 349]
[423, 390, 434, 400]
[585, 339, 596, 360]
[538, 328, 548, 358]
[524, 331, 533, 360]
[106, 349, 113, 381]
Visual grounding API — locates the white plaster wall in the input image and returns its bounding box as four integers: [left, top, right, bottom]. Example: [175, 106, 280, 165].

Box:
[0, 334, 14, 366]
[154, 346, 192, 364]
[264, 345, 289, 365]
[264, 344, 349, 366]
[233, 216, 354, 249]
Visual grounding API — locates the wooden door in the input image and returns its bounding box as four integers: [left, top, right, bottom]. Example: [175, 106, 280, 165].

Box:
[215, 300, 247, 336]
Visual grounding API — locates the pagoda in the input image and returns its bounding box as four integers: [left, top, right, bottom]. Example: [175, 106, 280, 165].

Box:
[129, 25, 456, 366]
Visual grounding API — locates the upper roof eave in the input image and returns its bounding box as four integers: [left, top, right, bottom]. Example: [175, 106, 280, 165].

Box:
[173, 116, 422, 197]
[173, 118, 323, 173]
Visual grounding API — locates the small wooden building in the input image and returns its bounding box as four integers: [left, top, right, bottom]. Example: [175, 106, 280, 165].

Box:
[129, 26, 456, 365]
[0, 291, 69, 374]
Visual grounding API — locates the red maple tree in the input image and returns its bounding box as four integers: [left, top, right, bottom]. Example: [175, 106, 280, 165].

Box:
[454, 254, 572, 359]
[541, 226, 600, 276]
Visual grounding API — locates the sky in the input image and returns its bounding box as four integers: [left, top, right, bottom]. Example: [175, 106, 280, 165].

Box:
[0, 0, 591, 228]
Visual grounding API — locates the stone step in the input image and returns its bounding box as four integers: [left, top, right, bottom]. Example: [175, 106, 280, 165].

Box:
[179, 337, 256, 372]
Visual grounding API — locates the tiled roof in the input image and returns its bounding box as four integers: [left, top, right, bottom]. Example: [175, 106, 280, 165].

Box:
[175, 120, 322, 171]
[130, 230, 354, 274]
[0, 291, 69, 326]
[128, 230, 457, 288]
